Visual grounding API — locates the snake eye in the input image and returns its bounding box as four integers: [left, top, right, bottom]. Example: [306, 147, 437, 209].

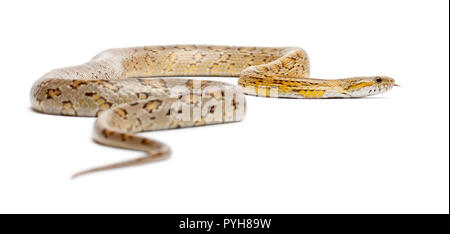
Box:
[376, 77, 382, 83]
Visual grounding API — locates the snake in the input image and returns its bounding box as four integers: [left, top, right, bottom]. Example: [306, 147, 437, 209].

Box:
[30, 45, 395, 178]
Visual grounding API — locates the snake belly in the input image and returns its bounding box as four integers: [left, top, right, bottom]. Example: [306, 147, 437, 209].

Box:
[30, 45, 395, 178]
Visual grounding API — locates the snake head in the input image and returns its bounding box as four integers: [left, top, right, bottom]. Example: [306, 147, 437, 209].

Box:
[341, 76, 395, 97]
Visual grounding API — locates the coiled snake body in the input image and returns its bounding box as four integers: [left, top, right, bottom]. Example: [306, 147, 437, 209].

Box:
[30, 45, 395, 178]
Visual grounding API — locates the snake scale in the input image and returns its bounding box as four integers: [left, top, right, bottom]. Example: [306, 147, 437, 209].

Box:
[30, 45, 395, 178]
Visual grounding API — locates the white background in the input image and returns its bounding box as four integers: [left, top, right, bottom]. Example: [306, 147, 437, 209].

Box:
[0, 0, 448, 214]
